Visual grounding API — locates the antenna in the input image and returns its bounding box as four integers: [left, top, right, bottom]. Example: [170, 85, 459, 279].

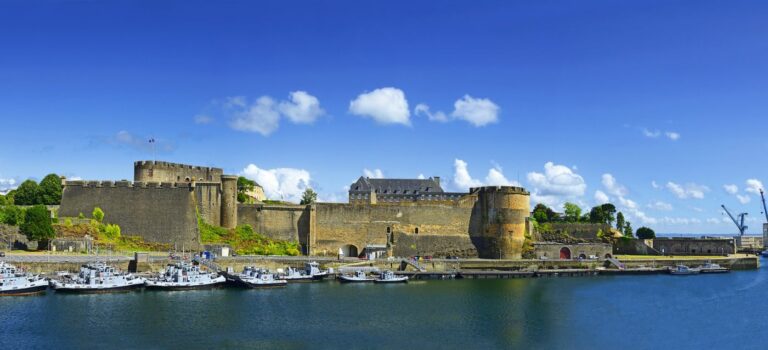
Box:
[148, 136, 156, 162]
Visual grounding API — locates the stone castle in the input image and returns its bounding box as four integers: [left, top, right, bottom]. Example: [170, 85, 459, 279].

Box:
[59, 160, 533, 258]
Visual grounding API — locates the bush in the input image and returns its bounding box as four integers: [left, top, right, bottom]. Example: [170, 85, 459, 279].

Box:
[78, 212, 85, 219]
[64, 218, 73, 227]
[103, 224, 121, 240]
[92, 207, 104, 223]
[0, 205, 25, 226]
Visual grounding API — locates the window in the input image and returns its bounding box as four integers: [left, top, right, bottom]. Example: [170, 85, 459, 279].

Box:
[415, 227, 419, 234]
[387, 227, 391, 233]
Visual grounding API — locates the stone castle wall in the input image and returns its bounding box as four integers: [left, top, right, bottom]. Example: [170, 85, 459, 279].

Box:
[134, 160, 223, 183]
[59, 181, 200, 249]
[237, 204, 310, 243]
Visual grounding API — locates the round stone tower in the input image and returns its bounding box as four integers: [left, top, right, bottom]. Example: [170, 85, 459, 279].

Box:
[475, 186, 530, 259]
[220, 175, 238, 228]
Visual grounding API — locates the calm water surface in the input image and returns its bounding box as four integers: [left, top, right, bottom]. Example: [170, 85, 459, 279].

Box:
[2, 264, 768, 349]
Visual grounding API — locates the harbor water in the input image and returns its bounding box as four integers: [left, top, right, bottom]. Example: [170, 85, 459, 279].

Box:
[2, 264, 768, 349]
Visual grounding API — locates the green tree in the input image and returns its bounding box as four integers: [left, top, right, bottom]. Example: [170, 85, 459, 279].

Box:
[563, 202, 582, 222]
[237, 176, 256, 203]
[623, 221, 633, 238]
[0, 194, 9, 206]
[616, 212, 625, 231]
[300, 188, 317, 205]
[636, 226, 655, 239]
[92, 207, 104, 223]
[533, 203, 557, 223]
[13, 179, 40, 205]
[0, 205, 24, 226]
[601, 203, 617, 226]
[20, 205, 54, 245]
[588, 206, 604, 223]
[38, 174, 62, 205]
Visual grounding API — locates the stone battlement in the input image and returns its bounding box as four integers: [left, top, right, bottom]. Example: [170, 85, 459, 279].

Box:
[470, 186, 530, 195]
[64, 180, 200, 189]
[133, 160, 223, 173]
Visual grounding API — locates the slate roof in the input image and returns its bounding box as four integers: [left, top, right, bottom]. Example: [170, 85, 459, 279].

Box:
[349, 176, 444, 195]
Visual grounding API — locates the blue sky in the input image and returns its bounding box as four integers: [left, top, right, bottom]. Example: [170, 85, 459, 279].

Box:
[1, 1, 766, 234]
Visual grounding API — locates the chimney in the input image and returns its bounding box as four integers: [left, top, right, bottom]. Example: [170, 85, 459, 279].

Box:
[433, 176, 441, 188]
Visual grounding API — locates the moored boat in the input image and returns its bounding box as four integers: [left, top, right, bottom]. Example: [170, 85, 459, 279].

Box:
[280, 262, 330, 282]
[146, 262, 226, 290]
[235, 266, 287, 288]
[374, 270, 408, 284]
[50, 262, 145, 293]
[699, 261, 730, 274]
[668, 264, 700, 275]
[338, 270, 374, 283]
[0, 261, 48, 296]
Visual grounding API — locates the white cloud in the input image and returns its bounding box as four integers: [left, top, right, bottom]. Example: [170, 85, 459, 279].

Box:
[278, 91, 325, 124]
[594, 190, 610, 204]
[647, 201, 673, 211]
[736, 195, 751, 204]
[417, 174, 426, 180]
[651, 181, 659, 189]
[0, 177, 17, 194]
[363, 168, 384, 179]
[666, 181, 709, 199]
[414, 103, 448, 122]
[225, 91, 324, 136]
[706, 217, 721, 224]
[240, 164, 311, 203]
[349, 87, 410, 125]
[230, 96, 281, 136]
[527, 162, 586, 197]
[723, 184, 738, 195]
[485, 167, 515, 186]
[745, 179, 764, 194]
[601, 174, 628, 197]
[452, 159, 484, 190]
[451, 95, 500, 127]
[642, 128, 660, 138]
[194, 114, 213, 124]
[617, 196, 638, 210]
[665, 131, 680, 140]
[452, 159, 519, 191]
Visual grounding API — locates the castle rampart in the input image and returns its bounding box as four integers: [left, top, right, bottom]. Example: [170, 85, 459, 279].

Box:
[59, 180, 200, 249]
[134, 160, 223, 183]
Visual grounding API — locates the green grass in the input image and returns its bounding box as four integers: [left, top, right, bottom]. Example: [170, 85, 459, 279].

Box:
[199, 219, 300, 256]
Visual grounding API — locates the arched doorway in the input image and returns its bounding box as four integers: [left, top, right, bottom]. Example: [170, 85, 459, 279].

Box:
[578, 254, 587, 260]
[604, 253, 613, 259]
[559, 247, 571, 260]
[341, 244, 358, 258]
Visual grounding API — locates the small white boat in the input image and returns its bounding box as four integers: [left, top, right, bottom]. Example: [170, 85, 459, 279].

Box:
[668, 264, 700, 275]
[374, 270, 408, 284]
[338, 270, 374, 283]
[51, 262, 145, 293]
[0, 262, 48, 296]
[236, 266, 287, 288]
[146, 262, 226, 290]
[280, 262, 329, 282]
[699, 261, 730, 274]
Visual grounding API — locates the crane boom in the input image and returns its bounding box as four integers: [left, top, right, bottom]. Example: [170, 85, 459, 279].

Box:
[721, 205, 748, 236]
[760, 189, 768, 224]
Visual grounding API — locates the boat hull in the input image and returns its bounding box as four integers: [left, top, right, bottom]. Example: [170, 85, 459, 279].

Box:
[145, 278, 226, 290]
[374, 278, 408, 284]
[52, 279, 146, 294]
[338, 276, 374, 283]
[241, 280, 288, 288]
[0, 283, 48, 296]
